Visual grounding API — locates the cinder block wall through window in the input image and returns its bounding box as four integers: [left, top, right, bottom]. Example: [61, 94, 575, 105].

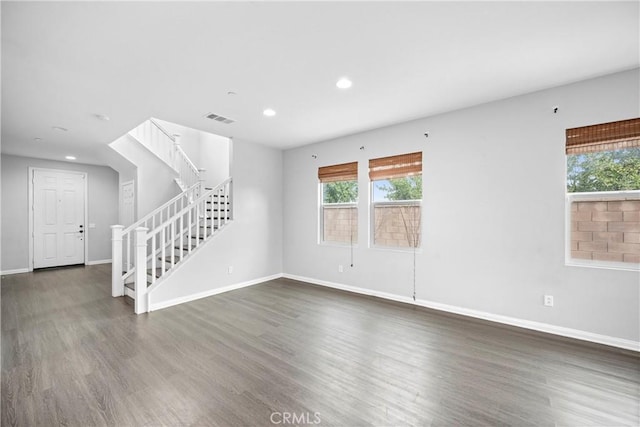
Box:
[571, 200, 640, 263]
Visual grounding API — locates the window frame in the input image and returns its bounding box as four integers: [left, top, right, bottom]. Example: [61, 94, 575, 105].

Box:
[318, 181, 360, 246]
[564, 118, 640, 271]
[368, 152, 423, 250]
[317, 161, 360, 247]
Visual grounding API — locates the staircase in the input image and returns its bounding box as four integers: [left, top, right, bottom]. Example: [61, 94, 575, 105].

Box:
[111, 119, 233, 314]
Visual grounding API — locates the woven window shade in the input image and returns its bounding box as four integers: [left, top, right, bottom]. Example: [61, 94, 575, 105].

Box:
[566, 118, 640, 154]
[318, 161, 358, 183]
[369, 152, 422, 180]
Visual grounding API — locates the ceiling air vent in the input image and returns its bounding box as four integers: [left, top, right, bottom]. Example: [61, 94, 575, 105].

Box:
[204, 112, 235, 124]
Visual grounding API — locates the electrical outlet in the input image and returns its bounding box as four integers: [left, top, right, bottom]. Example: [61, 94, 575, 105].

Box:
[228, 266, 233, 274]
[338, 265, 343, 273]
[544, 295, 554, 307]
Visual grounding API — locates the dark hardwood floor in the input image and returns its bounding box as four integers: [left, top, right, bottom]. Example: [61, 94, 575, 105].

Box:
[2, 264, 639, 426]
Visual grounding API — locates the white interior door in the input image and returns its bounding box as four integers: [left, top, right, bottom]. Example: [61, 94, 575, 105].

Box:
[33, 170, 86, 268]
[121, 180, 135, 227]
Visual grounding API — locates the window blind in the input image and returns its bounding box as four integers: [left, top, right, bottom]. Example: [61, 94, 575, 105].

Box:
[369, 152, 422, 180]
[566, 118, 640, 155]
[318, 161, 358, 183]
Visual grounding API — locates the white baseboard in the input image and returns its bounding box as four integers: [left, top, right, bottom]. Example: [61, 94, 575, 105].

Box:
[86, 259, 112, 266]
[1, 261, 111, 274]
[0, 268, 29, 276]
[149, 273, 284, 312]
[282, 273, 640, 352]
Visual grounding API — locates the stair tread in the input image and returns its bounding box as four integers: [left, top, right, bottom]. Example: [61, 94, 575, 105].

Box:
[204, 190, 229, 196]
[147, 267, 166, 278]
[124, 281, 153, 292]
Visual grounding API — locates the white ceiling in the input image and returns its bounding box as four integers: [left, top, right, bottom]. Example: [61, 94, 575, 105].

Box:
[2, 1, 638, 166]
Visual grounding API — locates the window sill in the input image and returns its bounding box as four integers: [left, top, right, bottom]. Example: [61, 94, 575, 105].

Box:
[565, 259, 639, 272]
[370, 245, 423, 255]
[319, 242, 359, 249]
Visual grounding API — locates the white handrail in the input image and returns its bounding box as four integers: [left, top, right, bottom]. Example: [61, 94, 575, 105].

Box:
[123, 182, 202, 235]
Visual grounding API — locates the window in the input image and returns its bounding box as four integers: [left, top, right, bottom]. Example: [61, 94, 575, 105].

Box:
[566, 118, 640, 268]
[370, 152, 422, 248]
[319, 162, 358, 244]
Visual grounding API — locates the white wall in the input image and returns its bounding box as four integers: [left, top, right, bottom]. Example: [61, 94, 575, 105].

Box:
[110, 134, 182, 219]
[199, 132, 230, 186]
[282, 69, 640, 345]
[149, 138, 282, 307]
[0, 154, 119, 271]
[99, 144, 137, 226]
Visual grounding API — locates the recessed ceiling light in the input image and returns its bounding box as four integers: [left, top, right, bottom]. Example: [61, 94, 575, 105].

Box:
[263, 108, 276, 117]
[336, 77, 353, 89]
[34, 137, 43, 142]
[227, 91, 237, 96]
[52, 126, 68, 132]
[95, 114, 110, 121]
[65, 156, 76, 160]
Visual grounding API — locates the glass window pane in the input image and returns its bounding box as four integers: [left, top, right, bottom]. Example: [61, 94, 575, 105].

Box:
[567, 148, 640, 193]
[323, 181, 358, 204]
[323, 206, 358, 244]
[372, 176, 422, 202]
[569, 199, 640, 264]
[321, 180, 358, 244]
[373, 204, 421, 248]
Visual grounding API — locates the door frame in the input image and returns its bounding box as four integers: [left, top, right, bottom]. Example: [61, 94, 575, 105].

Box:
[28, 167, 89, 271]
[120, 179, 136, 227]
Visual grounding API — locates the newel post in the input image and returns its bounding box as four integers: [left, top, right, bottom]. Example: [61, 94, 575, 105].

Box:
[111, 225, 124, 297]
[134, 227, 149, 314]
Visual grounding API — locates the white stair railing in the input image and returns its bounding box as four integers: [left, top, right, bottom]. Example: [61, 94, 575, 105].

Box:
[173, 138, 202, 190]
[128, 118, 201, 190]
[112, 178, 233, 313]
[111, 181, 204, 297]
